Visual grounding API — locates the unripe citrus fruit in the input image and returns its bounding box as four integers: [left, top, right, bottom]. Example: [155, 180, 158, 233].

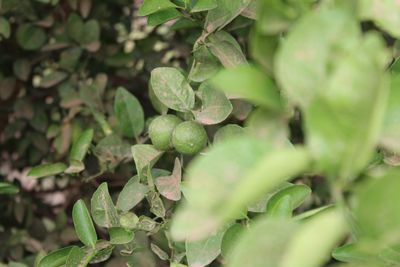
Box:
[172, 121, 207, 155]
[149, 115, 182, 150]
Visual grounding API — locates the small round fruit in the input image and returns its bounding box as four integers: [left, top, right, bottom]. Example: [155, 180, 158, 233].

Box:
[172, 121, 207, 155]
[149, 115, 182, 150]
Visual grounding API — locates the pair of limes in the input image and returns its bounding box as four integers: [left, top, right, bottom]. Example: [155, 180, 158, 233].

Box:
[148, 115, 207, 155]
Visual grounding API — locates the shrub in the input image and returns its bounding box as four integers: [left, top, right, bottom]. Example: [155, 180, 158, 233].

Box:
[1, 0, 400, 267]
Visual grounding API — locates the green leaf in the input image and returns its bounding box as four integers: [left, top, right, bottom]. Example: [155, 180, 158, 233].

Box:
[190, 0, 217, 12]
[194, 82, 232, 125]
[245, 108, 289, 146]
[171, 136, 310, 240]
[28, 163, 67, 178]
[211, 65, 282, 111]
[221, 224, 245, 258]
[38, 71, 68, 89]
[119, 212, 139, 230]
[380, 69, 400, 152]
[266, 184, 311, 216]
[266, 195, 292, 218]
[108, 227, 134, 245]
[150, 67, 195, 112]
[378, 245, 400, 266]
[0, 182, 19, 194]
[155, 158, 182, 201]
[250, 31, 278, 75]
[186, 225, 228, 267]
[91, 109, 113, 136]
[69, 128, 93, 162]
[89, 240, 114, 264]
[79, 19, 100, 45]
[228, 209, 347, 267]
[256, 0, 303, 35]
[213, 124, 246, 144]
[91, 182, 119, 228]
[228, 218, 297, 267]
[204, 0, 252, 32]
[59, 47, 83, 71]
[38, 246, 76, 267]
[136, 215, 158, 232]
[0, 17, 11, 39]
[280, 209, 348, 267]
[131, 144, 163, 179]
[147, 8, 182, 26]
[293, 205, 334, 221]
[353, 168, 400, 245]
[0, 77, 16, 100]
[241, 0, 257, 19]
[138, 0, 177, 16]
[117, 176, 149, 211]
[65, 246, 94, 267]
[207, 31, 247, 68]
[66, 13, 100, 45]
[149, 84, 168, 114]
[94, 134, 131, 163]
[72, 199, 98, 247]
[66, 13, 84, 43]
[275, 8, 360, 107]
[16, 24, 46, 50]
[304, 33, 390, 180]
[247, 182, 292, 213]
[359, 0, 400, 38]
[188, 44, 220, 83]
[150, 243, 169, 260]
[64, 159, 85, 174]
[147, 191, 166, 218]
[114, 87, 145, 138]
[79, 83, 103, 110]
[332, 243, 376, 263]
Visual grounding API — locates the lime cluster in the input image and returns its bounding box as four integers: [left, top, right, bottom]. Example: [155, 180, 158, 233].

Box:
[148, 115, 207, 155]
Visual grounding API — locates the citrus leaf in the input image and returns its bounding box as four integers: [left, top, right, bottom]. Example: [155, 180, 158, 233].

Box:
[138, 0, 177, 16]
[72, 199, 98, 247]
[148, 9, 182, 26]
[69, 128, 93, 162]
[131, 144, 164, 179]
[91, 182, 119, 228]
[117, 176, 149, 211]
[0, 182, 19, 195]
[211, 64, 282, 111]
[186, 225, 229, 267]
[38, 246, 76, 267]
[65, 246, 94, 267]
[16, 24, 46, 50]
[205, 0, 252, 32]
[114, 87, 145, 138]
[28, 163, 67, 178]
[191, 0, 217, 12]
[194, 82, 232, 125]
[155, 158, 182, 201]
[171, 136, 310, 241]
[150, 67, 195, 112]
[108, 227, 134, 245]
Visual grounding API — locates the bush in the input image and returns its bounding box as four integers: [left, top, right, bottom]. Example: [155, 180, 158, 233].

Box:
[1, 0, 400, 267]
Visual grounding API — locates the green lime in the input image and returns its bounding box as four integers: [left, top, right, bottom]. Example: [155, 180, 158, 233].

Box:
[172, 121, 207, 155]
[149, 114, 182, 150]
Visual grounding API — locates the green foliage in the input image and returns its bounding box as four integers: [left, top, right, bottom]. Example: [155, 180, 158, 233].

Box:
[3, 0, 400, 266]
[114, 87, 145, 138]
[72, 199, 98, 247]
